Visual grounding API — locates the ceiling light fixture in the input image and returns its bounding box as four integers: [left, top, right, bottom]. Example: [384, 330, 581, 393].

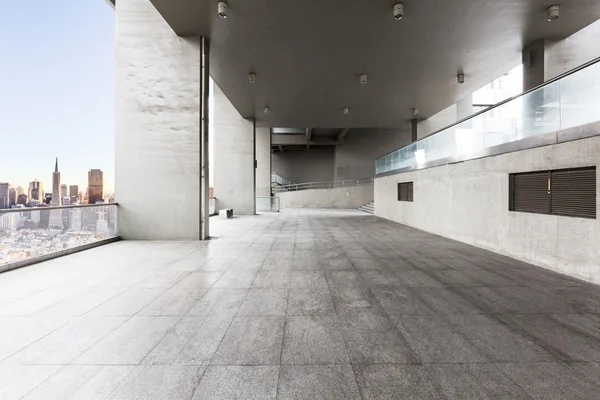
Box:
[249, 73, 256, 84]
[360, 74, 368, 84]
[217, 1, 228, 18]
[343, 107, 349, 115]
[394, 3, 404, 21]
[264, 106, 270, 115]
[547, 5, 560, 21]
[457, 73, 465, 84]
[412, 108, 419, 116]
[393, 3, 404, 20]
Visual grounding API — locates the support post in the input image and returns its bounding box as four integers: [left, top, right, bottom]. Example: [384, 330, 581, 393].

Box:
[200, 38, 210, 240]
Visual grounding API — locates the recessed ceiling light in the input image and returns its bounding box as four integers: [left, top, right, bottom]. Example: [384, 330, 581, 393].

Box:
[457, 73, 465, 84]
[264, 106, 270, 114]
[547, 5, 559, 21]
[343, 107, 349, 115]
[393, 3, 404, 20]
[412, 108, 419, 116]
[217, 1, 228, 18]
[249, 73, 256, 84]
[360, 74, 368, 84]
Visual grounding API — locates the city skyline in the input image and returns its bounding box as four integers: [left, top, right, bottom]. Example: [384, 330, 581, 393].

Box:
[0, 1, 115, 194]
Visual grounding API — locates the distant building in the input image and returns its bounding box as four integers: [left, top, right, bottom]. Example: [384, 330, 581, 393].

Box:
[0, 183, 9, 209]
[69, 185, 79, 204]
[88, 169, 104, 204]
[9, 186, 17, 208]
[17, 194, 28, 205]
[61, 184, 68, 200]
[29, 180, 43, 203]
[51, 158, 61, 206]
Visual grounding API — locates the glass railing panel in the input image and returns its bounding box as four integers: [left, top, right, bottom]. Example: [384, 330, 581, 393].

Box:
[0, 204, 118, 267]
[560, 60, 600, 130]
[520, 80, 561, 139]
[376, 59, 600, 175]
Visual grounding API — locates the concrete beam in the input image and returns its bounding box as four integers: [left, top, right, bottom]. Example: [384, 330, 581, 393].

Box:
[271, 135, 340, 146]
[337, 128, 350, 142]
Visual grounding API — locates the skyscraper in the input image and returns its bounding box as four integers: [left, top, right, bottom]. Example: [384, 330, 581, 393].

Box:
[88, 169, 104, 204]
[61, 184, 68, 200]
[28, 180, 43, 203]
[69, 185, 79, 204]
[51, 158, 61, 206]
[0, 183, 9, 209]
[8, 186, 17, 208]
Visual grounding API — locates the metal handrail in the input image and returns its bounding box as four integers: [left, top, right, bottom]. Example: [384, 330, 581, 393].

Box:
[272, 178, 373, 193]
[0, 203, 118, 215]
[376, 56, 600, 160]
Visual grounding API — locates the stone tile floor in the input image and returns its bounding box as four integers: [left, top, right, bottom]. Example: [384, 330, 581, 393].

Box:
[1, 209, 600, 399]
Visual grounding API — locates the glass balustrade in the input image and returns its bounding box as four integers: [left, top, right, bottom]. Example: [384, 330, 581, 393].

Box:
[376, 59, 600, 175]
[0, 204, 118, 268]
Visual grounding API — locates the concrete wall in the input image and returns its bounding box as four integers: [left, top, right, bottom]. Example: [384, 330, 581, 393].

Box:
[255, 127, 271, 196]
[374, 136, 600, 284]
[213, 84, 255, 215]
[334, 129, 410, 180]
[417, 104, 457, 139]
[115, 0, 200, 239]
[272, 148, 335, 183]
[277, 183, 373, 209]
[546, 20, 600, 80]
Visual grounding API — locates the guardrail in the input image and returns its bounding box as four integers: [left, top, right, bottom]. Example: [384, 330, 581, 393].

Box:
[272, 178, 374, 192]
[0, 203, 119, 272]
[376, 57, 600, 175]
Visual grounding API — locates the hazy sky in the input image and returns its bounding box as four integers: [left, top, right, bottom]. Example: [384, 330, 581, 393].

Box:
[0, 0, 115, 193]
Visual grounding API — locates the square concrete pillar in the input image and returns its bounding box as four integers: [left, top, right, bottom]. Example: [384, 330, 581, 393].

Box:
[115, 0, 202, 239]
[213, 84, 256, 215]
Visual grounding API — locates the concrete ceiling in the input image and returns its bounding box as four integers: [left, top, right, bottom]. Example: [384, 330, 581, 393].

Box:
[149, 0, 600, 128]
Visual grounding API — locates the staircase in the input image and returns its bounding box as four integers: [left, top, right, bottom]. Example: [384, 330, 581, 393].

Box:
[358, 201, 374, 214]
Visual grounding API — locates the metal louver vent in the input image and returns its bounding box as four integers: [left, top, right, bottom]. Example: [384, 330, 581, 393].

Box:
[398, 182, 414, 202]
[510, 167, 596, 219]
[551, 168, 596, 219]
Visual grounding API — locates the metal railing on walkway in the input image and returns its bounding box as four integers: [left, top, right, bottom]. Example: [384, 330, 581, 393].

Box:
[0, 203, 119, 272]
[376, 57, 600, 175]
[272, 178, 374, 193]
[271, 172, 295, 187]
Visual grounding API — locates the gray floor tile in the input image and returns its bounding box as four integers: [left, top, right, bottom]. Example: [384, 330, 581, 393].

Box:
[3, 316, 127, 365]
[140, 286, 208, 316]
[186, 288, 247, 316]
[413, 287, 483, 314]
[211, 316, 284, 365]
[497, 362, 600, 400]
[278, 365, 361, 400]
[261, 257, 293, 271]
[392, 314, 487, 363]
[73, 316, 179, 365]
[446, 313, 556, 362]
[353, 364, 444, 400]
[287, 289, 336, 316]
[425, 363, 531, 399]
[498, 313, 600, 361]
[330, 287, 384, 314]
[251, 270, 291, 288]
[21, 365, 134, 400]
[0, 365, 63, 400]
[237, 289, 288, 316]
[211, 270, 257, 288]
[290, 271, 329, 291]
[88, 288, 165, 316]
[108, 365, 205, 400]
[143, 316, 232, 365]
[282, 316, 348, 364]
[372, 287, 435, 315]
[193, 366, 278, 400]
[339, 310, 417, 363]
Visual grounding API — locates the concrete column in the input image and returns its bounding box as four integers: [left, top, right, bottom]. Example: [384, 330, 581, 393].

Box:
[213, 84, 256, 215]
[522, 40, 547, 91]
[200, 38, 210, 240]
[255, 128, 272, 197]
[115, 0, 201, 240]
[522, 20, 600, 91]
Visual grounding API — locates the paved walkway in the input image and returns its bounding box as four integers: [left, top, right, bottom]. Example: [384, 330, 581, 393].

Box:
[1, 209, 600, 399]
